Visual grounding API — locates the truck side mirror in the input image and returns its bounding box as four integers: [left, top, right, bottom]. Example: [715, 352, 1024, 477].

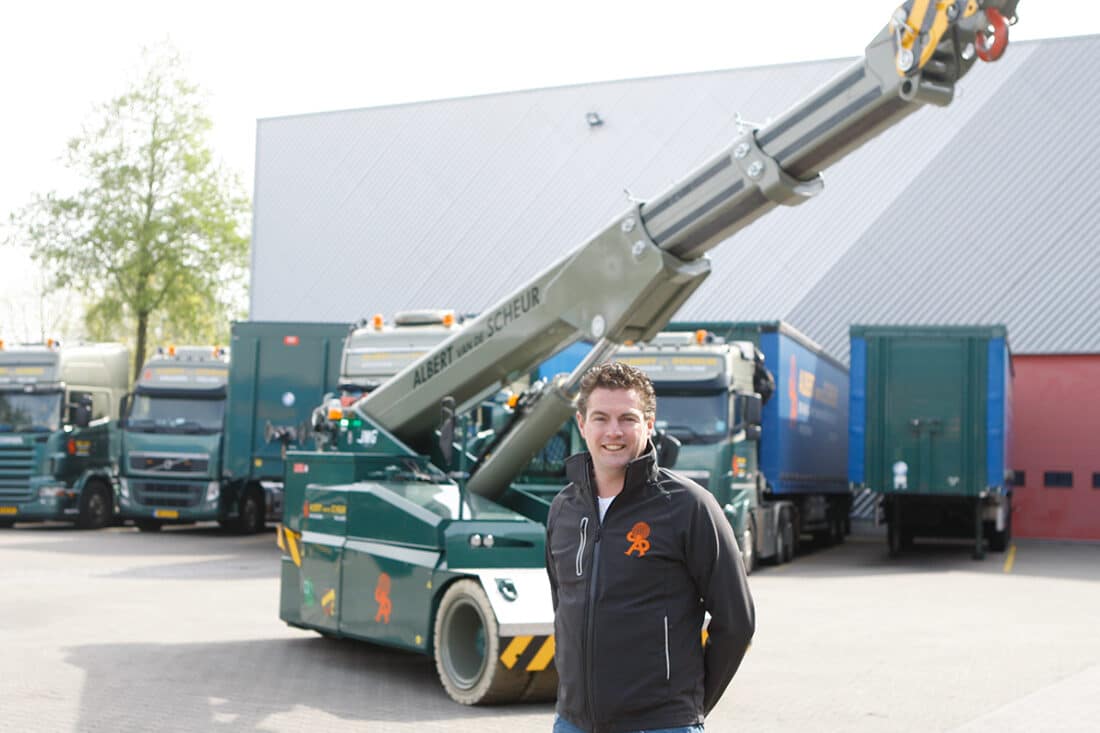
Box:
[439, 397, 456, 469]
[738, 393, 763, 440]
[73, 396, 92, 428]
[118, 393, 133, 428]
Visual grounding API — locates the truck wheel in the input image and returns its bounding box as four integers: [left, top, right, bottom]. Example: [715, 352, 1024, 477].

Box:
[77, 481, 112, 530]
[832, 515, 846, 545]
[136, 520, 163, 533]
[0, 519, 14, 529]
[237, 488, 265, 535]
[781, 516, 795, 563]
[741, 520, 756, 575]
[434, 579, 529, 705]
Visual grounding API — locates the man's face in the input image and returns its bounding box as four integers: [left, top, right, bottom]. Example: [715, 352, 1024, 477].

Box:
[576, 387, 654, 476]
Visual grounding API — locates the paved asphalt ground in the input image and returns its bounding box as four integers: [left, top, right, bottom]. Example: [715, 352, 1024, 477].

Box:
[2, 522, 1098, 732]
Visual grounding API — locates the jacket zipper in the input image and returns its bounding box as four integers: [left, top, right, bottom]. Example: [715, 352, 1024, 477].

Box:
[663, 615, 671, 681]
[576, 517, 588, 577]
[584, 522, 602, 731]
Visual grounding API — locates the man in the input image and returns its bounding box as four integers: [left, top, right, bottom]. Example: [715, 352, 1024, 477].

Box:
[545, 361, 755, 733]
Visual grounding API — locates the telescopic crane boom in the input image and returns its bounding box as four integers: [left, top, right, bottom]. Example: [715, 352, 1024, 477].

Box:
[350, 0, 1020, 498]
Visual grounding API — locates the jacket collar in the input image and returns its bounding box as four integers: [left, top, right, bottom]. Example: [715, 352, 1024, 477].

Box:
[565, 441, 660, 499]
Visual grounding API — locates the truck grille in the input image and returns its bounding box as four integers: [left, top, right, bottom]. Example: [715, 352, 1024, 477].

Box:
[0, 444, 35, 499]
[131, 481, 203, 508]
[128, 453, 209, 476]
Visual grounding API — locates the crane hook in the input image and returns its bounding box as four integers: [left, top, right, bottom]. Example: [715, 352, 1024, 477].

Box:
[975, 7, 1009, 62]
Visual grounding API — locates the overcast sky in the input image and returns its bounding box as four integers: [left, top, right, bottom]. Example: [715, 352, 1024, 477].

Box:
[1, 1, 1096, 340]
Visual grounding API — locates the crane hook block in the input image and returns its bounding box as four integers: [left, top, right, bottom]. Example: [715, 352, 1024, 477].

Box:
[976, 7, 1009, 62]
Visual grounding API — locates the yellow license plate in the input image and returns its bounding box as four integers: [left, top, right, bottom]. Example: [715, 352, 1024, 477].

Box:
[0, 506, 17, 515]
[154, 509, 179, 519]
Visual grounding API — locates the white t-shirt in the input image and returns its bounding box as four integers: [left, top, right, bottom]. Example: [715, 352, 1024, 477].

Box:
[597, 495, 615, 523]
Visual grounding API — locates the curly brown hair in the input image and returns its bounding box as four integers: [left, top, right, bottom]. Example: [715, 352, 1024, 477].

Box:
[576, 361, 657, 419]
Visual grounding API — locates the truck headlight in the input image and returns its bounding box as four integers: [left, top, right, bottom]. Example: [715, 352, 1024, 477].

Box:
[38, 484, 67, 498]
[205, 481, 220, 502]
[119, 478, 130, 499]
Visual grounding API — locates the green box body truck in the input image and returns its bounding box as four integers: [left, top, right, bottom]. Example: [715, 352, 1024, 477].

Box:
[848, 325, 1013, 558]
[224, 321, 351, 528]
[116, 323, 351, 532]
[2, 342, 130, 528]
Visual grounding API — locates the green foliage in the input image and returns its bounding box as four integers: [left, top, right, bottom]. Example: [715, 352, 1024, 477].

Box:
[7, 43, 249, 379]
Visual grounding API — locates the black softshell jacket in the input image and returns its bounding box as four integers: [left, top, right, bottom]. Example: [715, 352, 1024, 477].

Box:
[546, 444, 755, 733]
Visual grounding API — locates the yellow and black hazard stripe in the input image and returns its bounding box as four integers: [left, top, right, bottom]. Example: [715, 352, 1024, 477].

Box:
[277, 524, 303, 568]
[499, 635, 556, 672]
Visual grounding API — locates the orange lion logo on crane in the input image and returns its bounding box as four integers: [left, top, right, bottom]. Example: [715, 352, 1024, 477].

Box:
[374, 572, 392, 624]
[625, 522, 651, 557]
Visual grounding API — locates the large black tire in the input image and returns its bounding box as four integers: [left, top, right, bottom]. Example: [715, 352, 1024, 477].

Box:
[433, 579, 533, 705]
[236, 487, 265, 535]
[770, 522, 786, 566]
[781, 515, 795, 564]
[0, 519, 15, 529]
[832, 514, 846, 545]
[136, 520, 163, 533]
[741, 519, 756, 576]
[77, 481, 112, 530]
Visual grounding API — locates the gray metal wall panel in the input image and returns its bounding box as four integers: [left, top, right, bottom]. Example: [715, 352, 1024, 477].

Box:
[251, 37, 1098, 360]
[784, 37, 1100, 361]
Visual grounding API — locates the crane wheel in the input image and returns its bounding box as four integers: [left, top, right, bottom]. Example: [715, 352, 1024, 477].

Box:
[434, 579, 530, 705]
[976, 7, 1009, 62]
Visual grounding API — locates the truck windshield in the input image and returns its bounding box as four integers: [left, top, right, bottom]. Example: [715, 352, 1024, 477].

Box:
[653, 392, 729, 445]
[127, 395, 225, 434]
[0, 391, 63, 433]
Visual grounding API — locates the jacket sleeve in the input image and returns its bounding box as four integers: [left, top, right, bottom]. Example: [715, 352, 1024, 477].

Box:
[686, 489, 756, 715]
[545, 506, 559, 612]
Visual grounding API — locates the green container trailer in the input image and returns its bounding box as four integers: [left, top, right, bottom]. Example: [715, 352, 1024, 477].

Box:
[848, 325, 1013, 558]
[224, 320, 351, 514]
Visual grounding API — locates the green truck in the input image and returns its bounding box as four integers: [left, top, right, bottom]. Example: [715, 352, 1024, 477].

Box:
[116, 345, 232, 531]
[849, 325, 1013, 559]
[1, 341, 130, 528]
[117, 323, 352, 533]
[276, 3, 1019, 705]
[617, 330, 785, 572]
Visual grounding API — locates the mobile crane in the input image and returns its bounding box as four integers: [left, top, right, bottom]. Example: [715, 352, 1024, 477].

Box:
[278, 1, 1021, 704]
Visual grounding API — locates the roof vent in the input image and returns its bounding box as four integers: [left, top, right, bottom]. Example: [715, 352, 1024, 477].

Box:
[586, 112, 603, 128]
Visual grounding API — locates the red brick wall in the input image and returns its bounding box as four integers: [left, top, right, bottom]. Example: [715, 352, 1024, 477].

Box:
[1010, 354, 1100, 541]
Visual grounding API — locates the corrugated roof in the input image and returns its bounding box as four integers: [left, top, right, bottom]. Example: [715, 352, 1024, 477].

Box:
[251, 36, 1099, 360]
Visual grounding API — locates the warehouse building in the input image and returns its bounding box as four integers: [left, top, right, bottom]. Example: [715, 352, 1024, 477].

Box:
[250, 36, 1100, 541]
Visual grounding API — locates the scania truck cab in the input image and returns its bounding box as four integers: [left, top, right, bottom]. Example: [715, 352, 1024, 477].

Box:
[2, 341, 130, 528]
[116, 346, 230, 532]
